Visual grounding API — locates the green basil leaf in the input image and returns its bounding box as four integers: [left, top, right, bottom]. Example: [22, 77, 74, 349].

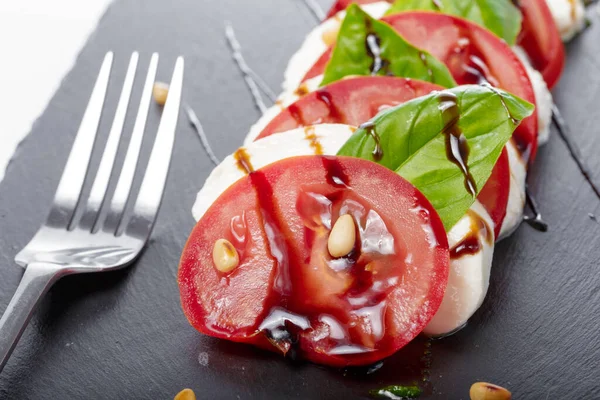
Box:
[321, 4, 457, 88]
[337, 85, 534, 230]
[385, 0, 522, 46]
[370, 385, 422, 399]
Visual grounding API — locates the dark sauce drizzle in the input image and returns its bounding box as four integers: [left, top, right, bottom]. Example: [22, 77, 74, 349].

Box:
[551, 104, 600, 201]
[315, 89, 343, 120]
[450, 235, 480, 259]
[225, 22, 276, 114]
[287, 103, 306, 126]
[322, 155, 351, 187]
[304, 126, 324, 155]
[358, 121, 383, 161]
[301, 0, 325, 21]
[450, 210, 493, 259]
[233, 148, 254, 174]
[523, 186, 549, 232]
[251, 157, 353, 357]
[184, 104, 220, 166]
[437, 91, 477, 196]
[364, 20, 391, 76]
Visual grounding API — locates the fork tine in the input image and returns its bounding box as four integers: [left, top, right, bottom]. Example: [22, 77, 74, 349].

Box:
[103, 53, 159, 234]
[79, 52, 139, 232]
[46, 52, 113, 229]
[124, 56, 184, 238]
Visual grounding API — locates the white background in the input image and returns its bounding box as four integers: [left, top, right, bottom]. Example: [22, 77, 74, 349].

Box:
[0, 0, 113, 183]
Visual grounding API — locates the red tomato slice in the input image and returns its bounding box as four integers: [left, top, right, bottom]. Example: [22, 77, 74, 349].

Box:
[258, 76, 509, 237]
[257, 76, 441, 140]
[303, 12, 539, 164]
[517, 0, 565, 90]
[325, 0, 564, 89]
[179, 155, 449, 367]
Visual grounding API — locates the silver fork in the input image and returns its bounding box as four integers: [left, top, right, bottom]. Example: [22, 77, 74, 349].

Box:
[0, 52, 184, 371]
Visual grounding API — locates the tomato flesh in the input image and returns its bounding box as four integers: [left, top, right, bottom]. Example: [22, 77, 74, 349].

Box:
[179, 156, 449, 366]
[517, 0, 565, 90]
[257, 76, 509, 238]
[303, 12, 538, 164]
[325, 0, 564, 90]
[257, 76, 440, 140]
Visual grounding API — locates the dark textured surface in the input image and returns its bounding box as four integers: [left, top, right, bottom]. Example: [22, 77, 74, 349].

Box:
[1, 0, 599, 398]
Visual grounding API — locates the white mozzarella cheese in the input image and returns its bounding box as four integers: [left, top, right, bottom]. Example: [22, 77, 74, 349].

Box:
[423, 200, 495, 337]
[498, 140, 527, 240]
[546, 0, 586, 42]
[244, 75, 323, 145]
[513, 46, 553, 145]
[192, 124, 355, 221]
[282, 2, 390, 93]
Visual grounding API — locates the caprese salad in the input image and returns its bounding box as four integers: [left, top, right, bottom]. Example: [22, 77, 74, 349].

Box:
[179, 0, 585, 370]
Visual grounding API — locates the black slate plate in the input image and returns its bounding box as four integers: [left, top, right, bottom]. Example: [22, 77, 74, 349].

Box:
[1, 0, 599, 398]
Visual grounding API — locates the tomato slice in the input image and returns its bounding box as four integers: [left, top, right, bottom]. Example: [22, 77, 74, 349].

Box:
[179, 155, 449, 366]
[325, 0, 564, 90]
[517, 0, 565, 90]
[256, 76, 509, 238]
[257, 76, 440, 140]
[303, 12, 538, 164]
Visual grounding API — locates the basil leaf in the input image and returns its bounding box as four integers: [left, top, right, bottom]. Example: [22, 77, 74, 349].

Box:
[385, 0, 522, 46]
[321, 4, 456, 88]
[337, 85, 535, 230]
[370, 385, 422, 399]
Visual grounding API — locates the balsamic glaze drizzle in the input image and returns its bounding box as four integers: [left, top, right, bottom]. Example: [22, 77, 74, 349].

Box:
[437, 91, 477, 196]
[551, 104, 600, 201]
[322, 155, 351, 187]
[366, 33, 387, 75]
[252, 157, 353, 356]
[523, 187, 549, 232]
[304, 126, 324, 155]
[184, 104, 220, 166]
[225, 22, 276, 114]
[449, 210, 493, 259]
[301, 0, 326, 21]
[358, 121, 383, 161]
[233, 148, 254, 174]
[315, 89, 342, 120]
[287, 103, 306, 126]
[364, 20, 391, 76]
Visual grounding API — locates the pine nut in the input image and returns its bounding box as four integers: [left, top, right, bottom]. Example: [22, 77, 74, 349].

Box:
[212, 239, 239, 273]
[469, 382, 511, 400]
[328, 214, 356, 258]
[174, 388, 196, 400]
[153, 82, 169, 106]
[321, 22, 341, 46]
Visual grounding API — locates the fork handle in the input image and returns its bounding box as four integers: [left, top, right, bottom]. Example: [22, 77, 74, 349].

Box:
[0, 263, 65, 372]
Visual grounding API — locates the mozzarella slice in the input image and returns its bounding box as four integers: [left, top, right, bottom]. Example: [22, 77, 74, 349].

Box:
[513, 46, 553, 145]
[244, 76, 323, 145]
[282, 2, 390, 93]
[423, 200, 495, 337]
[546, 0, 586, 42]
[498, 140, 527, 240]
[193, 124, 355, 220]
